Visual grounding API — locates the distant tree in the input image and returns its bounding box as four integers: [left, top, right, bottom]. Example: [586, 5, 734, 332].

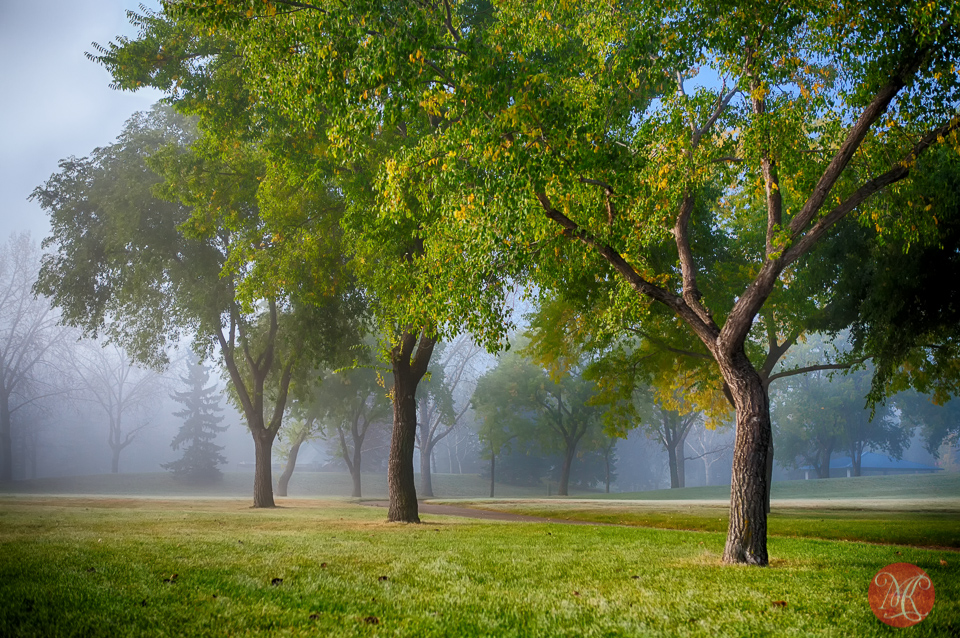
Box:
[274, 411, 322, 497]
[684, 425, 734, 487]
[473, 346, 604, 496]
[0, 234, 68, 482]
[71, 342, 161, 474]
[773, 368, 908, 478]
[416, 335, 484, 497]
[895, 391, 960, 459]
[162, 356, 227, 483]
[310, 361, 392, 498]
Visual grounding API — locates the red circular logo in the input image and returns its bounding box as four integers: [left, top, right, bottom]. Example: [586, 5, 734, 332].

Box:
[868, 563, 935, 627]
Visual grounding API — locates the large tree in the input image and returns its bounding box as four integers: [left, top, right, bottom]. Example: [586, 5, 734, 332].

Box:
[136, 1, 958, 563]
[33, 106, 358, 506]
[90, 5, 513, 523]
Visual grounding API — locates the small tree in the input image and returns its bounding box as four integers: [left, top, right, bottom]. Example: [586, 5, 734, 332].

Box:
[162, 357, 227, 483]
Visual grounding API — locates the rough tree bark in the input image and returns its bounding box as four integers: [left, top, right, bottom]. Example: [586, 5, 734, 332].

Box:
[253, 433, 275, 507]
[387, 330, 436, 523]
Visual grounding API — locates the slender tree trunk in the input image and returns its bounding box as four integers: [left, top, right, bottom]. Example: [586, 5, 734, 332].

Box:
[558, 444, 575, 496]
[604, 453, 611, 494]
[419, 439, 435, 497]
[111, 446, 120, 474]
[388, 364, 421, 522]
[276, 429, 308, 497]
[252, 433, 276, 508]
[489, 453, 495, 498]
[351, 445, 362, 498]
[719, 352, 772, 566]
[0, 395, 11, 482]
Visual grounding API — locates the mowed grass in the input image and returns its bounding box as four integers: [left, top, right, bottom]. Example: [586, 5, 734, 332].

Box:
[602, 472, 960, 502]
[0, 472, 562, 500]
[0, 497, 957, 637]
[431, 473, 960, 548]
[433, 499, 960, 549]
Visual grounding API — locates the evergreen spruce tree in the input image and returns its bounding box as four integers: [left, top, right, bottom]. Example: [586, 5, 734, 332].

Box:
[162, 357, 227, 483]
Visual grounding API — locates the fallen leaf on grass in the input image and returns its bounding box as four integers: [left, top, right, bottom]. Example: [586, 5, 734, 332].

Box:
[631, 575, 640, 580]
[363, 616, 380, 625]
[309, 613, 320, 620]
[320, 562, 328, 568]
[271, 578, 283, 586]
[378, 575, 388, 582]
[940, 559, 948, 566]
[771, 601, 787, 608]
[86, 567, 96, 573]
[573, 591, 580, 597]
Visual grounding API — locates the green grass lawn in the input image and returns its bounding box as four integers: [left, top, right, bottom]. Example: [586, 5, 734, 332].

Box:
[0, 471, 566, 500]
[0, 496, 956, 637]
[602, 472, 960, 501]
[432, 499, 960, 549]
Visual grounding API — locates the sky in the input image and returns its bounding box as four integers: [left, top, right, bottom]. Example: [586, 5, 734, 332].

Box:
[0, 0, 164, 241]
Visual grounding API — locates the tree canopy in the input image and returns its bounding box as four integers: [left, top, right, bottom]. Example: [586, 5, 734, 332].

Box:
[89, 0, 960, 564]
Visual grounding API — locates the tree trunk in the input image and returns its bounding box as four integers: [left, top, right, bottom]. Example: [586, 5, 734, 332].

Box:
[419, 439, 435, 497]
[816, 441, 834, 479]
[275, 430, 307, 497]
[604, 453, 611, 493]
[557, 445, 575, 496]
[851, 443, 863, 477]
[252, 433, 276, 508]
[489, 453, 495, 498]
[111, 447, 120, 474]
[719, 352, 771, 566]
[351, 444, 362, 498]
[0, 395, 11, 482]
[667, 441, 681, 488]
[388, 363, 421, 522]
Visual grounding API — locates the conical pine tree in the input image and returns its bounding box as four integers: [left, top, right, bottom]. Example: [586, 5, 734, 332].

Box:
[162, 357, 227, 483]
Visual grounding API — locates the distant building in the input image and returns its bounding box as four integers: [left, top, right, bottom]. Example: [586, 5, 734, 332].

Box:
[800, 452, 944, 479]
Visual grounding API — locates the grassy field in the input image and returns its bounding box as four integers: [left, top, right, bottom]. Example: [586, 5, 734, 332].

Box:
[429, 473, 960, 549]
[0, 496, 957, 637]
[3, 468, 956, 502]
[0, 471, 565, 500]
[604, 472, 960, 501]
[433, 498, 960, 548]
